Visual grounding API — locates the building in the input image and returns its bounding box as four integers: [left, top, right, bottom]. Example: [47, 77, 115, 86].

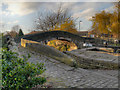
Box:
[77, 31, 89, 37]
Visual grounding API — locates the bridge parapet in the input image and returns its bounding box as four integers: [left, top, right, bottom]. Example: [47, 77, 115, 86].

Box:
[22, 31, 103, 48]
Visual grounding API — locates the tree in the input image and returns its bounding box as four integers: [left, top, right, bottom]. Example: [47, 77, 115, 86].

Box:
[51, 18, 78, 34]
[90, 11, 112, 38]
[90, 2, 120, 40]
[34, 5, 77, 33]
[5, 25, 22, 38]
[11, 25, 20, 33]
[109, 1, 120, 39]
[5, 30, 18, 38]
[18, 29, 24, 37]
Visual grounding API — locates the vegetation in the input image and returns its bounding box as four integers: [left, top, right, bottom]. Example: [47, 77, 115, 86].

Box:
[90, 11, 112, 37]
[4, 25, 24, 38]
[50, 19, 78, 34]
[35, 5, 78, 33]
[5, 30, 18, 38]
[1, 48, 46, 89]
[47, 40, 77, 52]
[18, 29, 24, 37]
[0, 33, 8, 48]
[90, 2, 120, 40]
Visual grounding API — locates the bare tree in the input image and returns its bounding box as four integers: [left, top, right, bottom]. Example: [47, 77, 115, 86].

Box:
[5, 30, 18, 38]
[34, 5, 74, 31]
[5, 25, 21, 38]
[11, 25, 20, 33]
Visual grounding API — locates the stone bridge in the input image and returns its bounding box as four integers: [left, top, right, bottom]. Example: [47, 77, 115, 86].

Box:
[22, 31, 100, 48]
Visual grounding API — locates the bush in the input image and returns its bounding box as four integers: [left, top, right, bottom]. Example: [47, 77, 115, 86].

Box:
[1, 48, 46, 89]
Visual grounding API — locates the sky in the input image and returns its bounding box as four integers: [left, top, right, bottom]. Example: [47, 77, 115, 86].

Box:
[0, 0, 118, 34]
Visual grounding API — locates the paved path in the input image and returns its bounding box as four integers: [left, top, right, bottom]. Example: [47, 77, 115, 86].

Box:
[17, 46, 118, 88]
[69, 48, 118, 63]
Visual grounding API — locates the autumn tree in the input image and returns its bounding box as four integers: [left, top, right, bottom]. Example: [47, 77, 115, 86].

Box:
[90, 11, 112, 38]
[51, 18, 78, 34]
[109, 2, 120, 39]
[34, 5, 77, 33]
[90, 2, 120, 40]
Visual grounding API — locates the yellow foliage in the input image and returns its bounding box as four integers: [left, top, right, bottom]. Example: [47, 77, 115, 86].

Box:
[50, 19, 78, 34]
[47, 40, 77, 52]
[91, 9, 120, 39]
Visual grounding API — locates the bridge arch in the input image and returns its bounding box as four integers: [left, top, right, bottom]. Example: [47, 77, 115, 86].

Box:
[22, 31, 98, 48]
[22, 31, 86, 48]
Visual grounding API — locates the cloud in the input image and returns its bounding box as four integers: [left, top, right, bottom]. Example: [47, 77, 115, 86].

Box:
[4, 2, 66, 16]
[0, 4, 2, 15]
[3, 2, 110, 17]
[4, 2, 43, 16]
[72, 8, 95, 19]
[2, 11, 10, 16]
[0, 21, 3, 24]
[104, 6, 115, 12]
[7, 20, 19, 24]
[3, 0, 118, 2]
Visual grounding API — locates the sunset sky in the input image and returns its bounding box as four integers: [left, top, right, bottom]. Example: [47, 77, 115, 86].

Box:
[0, 0, 117, 34]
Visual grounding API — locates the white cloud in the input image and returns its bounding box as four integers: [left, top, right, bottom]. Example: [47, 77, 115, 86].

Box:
[0, 3, 2, 15]
[72, 8, 95, 19]
[2, 11, 10, 16]
[7, 20, 19, 24]
[104, 6, 115, 12]
[62, 2, 77, 9]
[0, 21, 4, 24]
[5, 2, 43, 16]
[3, 0, 118, 2]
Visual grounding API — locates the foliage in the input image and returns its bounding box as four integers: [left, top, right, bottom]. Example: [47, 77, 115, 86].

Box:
[1, 34, 8, 48]
[35, 5, 77, 32]
[90, 2, 120, 40]
[110, 11, 120, 39]
[90, 11, 112, 37]
[18, 29, 24, 37]
[47, 40, 77, 52]
[50, 19, 78, 34]
[1, 48, 46, 89]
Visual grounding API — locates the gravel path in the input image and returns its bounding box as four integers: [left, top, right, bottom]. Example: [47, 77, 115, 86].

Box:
[17, 45, 118, 88]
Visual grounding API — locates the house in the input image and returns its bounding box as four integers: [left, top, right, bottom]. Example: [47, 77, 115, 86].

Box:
[76, 31, 89, 37]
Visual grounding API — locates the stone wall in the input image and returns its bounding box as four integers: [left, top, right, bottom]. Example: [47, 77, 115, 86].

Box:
[21, 38, 39, 47]
[65, 51, 118, 69]
[21, 38, 76, 67]
[26, 43, 76, 67]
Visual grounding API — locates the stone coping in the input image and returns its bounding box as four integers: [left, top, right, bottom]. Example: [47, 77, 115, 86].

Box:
[65, 48, 118, 69]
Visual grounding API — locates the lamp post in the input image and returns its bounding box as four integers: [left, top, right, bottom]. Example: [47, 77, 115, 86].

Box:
[79, 20, 82, 31]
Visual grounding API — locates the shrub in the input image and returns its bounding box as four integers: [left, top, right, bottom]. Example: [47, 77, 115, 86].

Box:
[1, 48, 46, 89]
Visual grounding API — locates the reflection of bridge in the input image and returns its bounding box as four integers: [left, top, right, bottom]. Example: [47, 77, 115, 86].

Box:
[22, 31, 102, 48]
